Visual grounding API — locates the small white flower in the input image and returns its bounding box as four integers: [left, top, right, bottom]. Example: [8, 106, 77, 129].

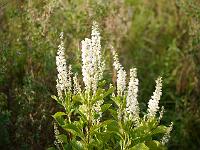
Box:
[126, 68, 139, 121]
[147, 77, 162, 118]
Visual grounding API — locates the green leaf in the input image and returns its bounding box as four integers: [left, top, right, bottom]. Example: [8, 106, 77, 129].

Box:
[103, 87, 115, 98]
[106, 121, 123, 139]
[98, 80, 106, 87]
[51, 95, 62, 105]
[145, 140, 166, 150]
[47, 147, 56, 150]
[53, 112, 67, 118]
[152, 126, 168, 135]
[95, 131, 112, 143]
[62, 123, 85, 141]
[63, 143, 72, 150]
[106, 120, 119, 132]
[92, 89, 105, 104]
[130, 123, 152, 144]
[88, 140, 103, 149]
[72, 95, 83, 103]
[51, 95, 58, 101]
[129, 143, 149, 150]
[101, 104, 112, 112]
[52, 112, 67, 125]
[78, 110, 87, 123]
[109, 109, 118, 120]
[111, 96, 121, 107]
[71, 140, 85, 150]
[56, 134, 68, 143]
[90, 120, 114, 136]
[146, 118, 158, 129]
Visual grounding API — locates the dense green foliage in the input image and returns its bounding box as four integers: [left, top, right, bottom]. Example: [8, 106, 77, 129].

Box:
[0, 0, 200, 149]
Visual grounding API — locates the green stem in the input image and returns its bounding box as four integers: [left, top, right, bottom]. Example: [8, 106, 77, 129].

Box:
[61, 143, 65, 150]
[87, 91, 92, 145]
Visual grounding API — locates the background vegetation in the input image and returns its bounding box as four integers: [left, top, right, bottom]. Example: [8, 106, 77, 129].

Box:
[0, 0, 200, 149]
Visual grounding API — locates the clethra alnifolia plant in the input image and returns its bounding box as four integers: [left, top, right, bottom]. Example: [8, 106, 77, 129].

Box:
[51, 22, 173, 150]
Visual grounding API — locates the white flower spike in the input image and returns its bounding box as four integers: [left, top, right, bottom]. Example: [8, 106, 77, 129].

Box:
[56, 32, 71, 98]
[126, 68, 139, 120]
[81, 22, 105, 93]
[111, 47, 127, 96]
[147, 77, 162, 118]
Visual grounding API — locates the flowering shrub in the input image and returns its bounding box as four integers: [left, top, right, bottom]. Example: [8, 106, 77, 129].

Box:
[51, 22, 173, 150]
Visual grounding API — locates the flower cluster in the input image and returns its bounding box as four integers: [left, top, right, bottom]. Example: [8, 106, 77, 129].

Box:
[73, 73, 81, 94]
[147, 77, 162, 118]
[92, 100, 104, 124]
[126, 68, 139, 121]
[81, 22, 105, 93]
[161, 122, 173, 144]
[56, 32, 72, 98]
[112, 48, 127, 96]
[112, 50, 164, 121]
[112, 46, 122, 70]
[54, 123, 62, 146]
